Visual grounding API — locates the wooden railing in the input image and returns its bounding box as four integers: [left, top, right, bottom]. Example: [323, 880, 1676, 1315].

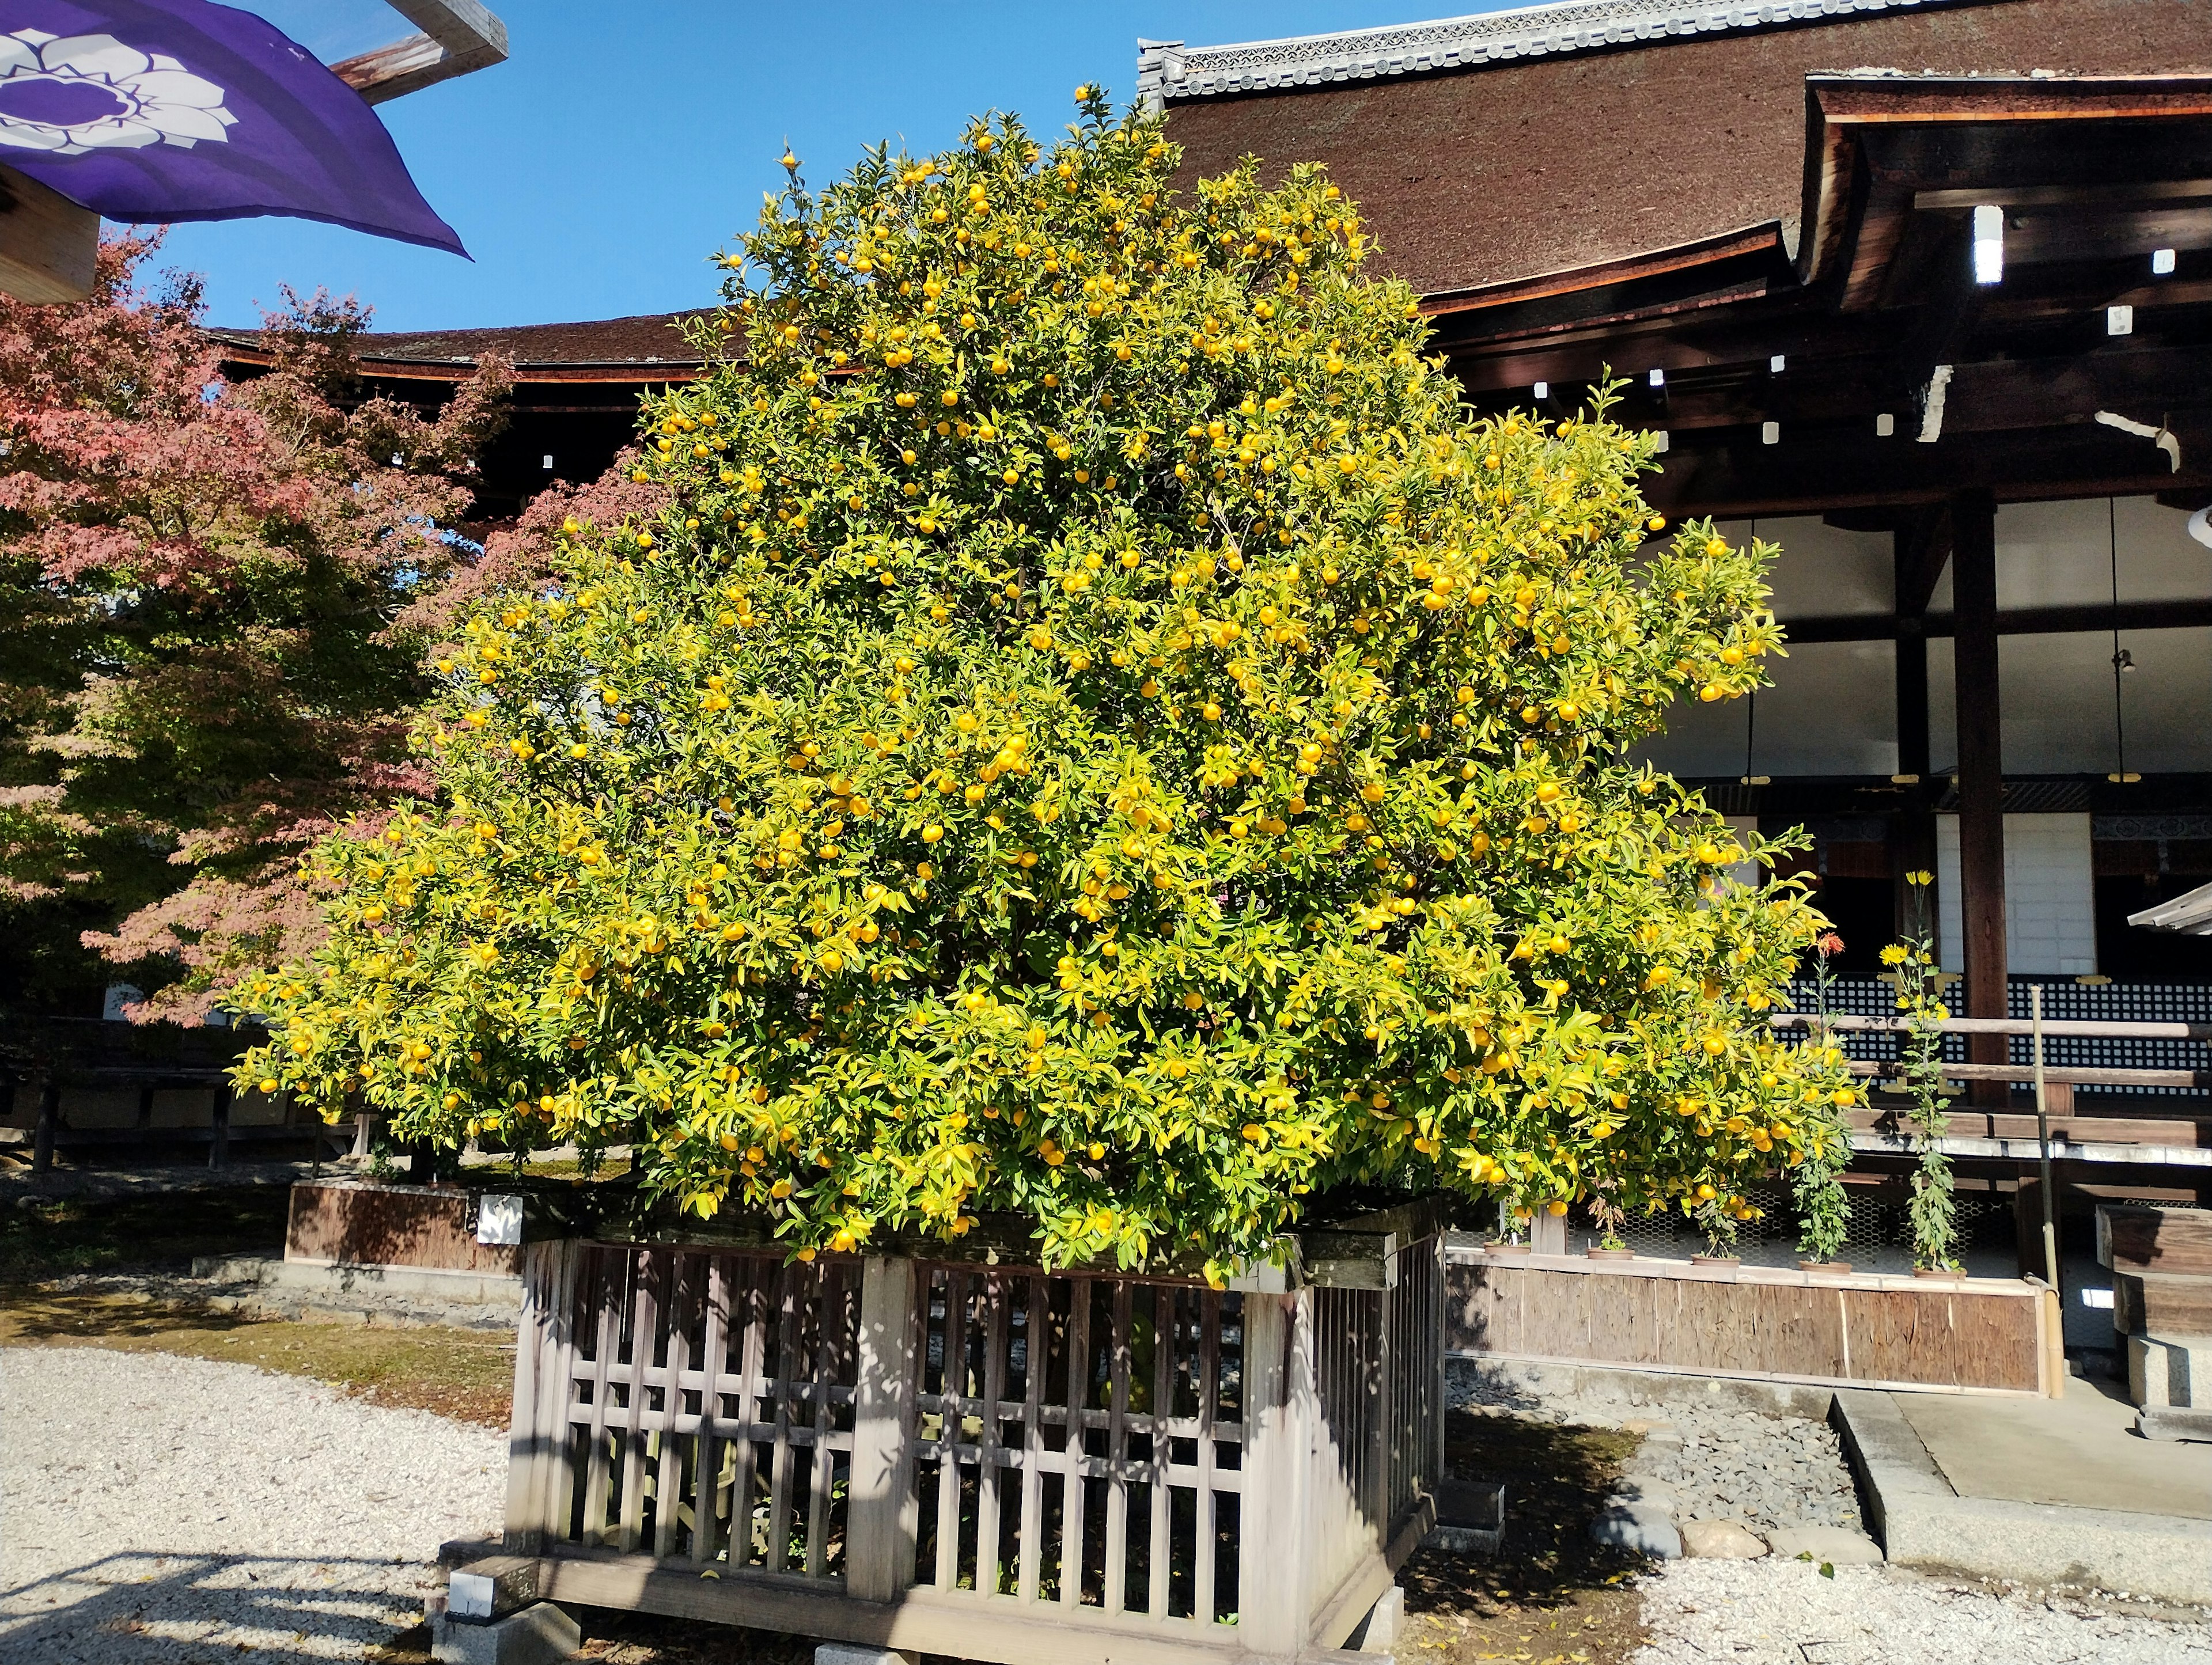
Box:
[1778, 996, 2212, 1284]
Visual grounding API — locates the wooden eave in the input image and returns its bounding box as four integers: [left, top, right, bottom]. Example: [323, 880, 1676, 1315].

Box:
[211, 340, 709, 387]
[1419, 223, 1793, 321]
[1797, 74, 2212, 308]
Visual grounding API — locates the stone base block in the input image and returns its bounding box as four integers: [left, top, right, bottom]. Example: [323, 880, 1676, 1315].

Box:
[2127, 1333, 2211, 1408]
[1764, 1524, 1883, 1565]
[1348, 1583, 1404, 1652]
[815, 1648, 916, 1665]
[431, 1602, 580, 1665]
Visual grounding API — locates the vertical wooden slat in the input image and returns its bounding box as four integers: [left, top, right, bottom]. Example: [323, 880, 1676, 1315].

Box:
[541, 1243, 586, 1549]
[975, 1272, 1009, 1596]
[653, 1251, 694, 1560]
[615, 1250, 658, 1553]
[1103, 1279, 1132, 1614]
[1060, 1272, 1092, 1610]
[1428, 1239, 1446, 1500]
[1148, 1283, 1173, 1617]
[767, 1261, 802, 1572]
[581, 1250, 619, 1547]
[730, 1258, 768, 1567]
[804, 1264, 839, 1576]
[689, 1253, 729, 1564]
[847, 1254, 918, 1602]
[1016, 1274, 1047, 1604]
[1194, 1289, 1218, 1627]
[934, 1267, 965, 1591]
[1368, 1282, 1393, 1534]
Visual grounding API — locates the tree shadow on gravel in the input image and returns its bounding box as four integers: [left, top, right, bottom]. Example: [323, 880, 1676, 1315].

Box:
[1396, 1408, 1655, 1664]
[0, 1550, 442, 1664]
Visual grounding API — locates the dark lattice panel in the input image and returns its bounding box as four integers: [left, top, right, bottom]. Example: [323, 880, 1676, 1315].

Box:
[912, 1266, 1245, 1628]
[559, 1245, 860, 1575]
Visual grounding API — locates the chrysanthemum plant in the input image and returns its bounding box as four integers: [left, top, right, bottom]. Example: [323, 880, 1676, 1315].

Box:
[234, 93, 1854, 1280]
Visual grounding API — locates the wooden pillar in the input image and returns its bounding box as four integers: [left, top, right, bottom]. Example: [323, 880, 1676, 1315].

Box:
[1237, 1291, 1311, 1659]
[1893, 564, 1937, 939]
[1952, 488, 2009, 1104]
[31, 1080, 58, 1176]
[846, 1254, 919, 1602]
[207, 1083, 231, 1170]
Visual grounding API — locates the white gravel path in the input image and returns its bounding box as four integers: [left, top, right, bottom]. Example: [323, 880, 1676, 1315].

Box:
[0, 1348, 505, 1663]
[1631, 1558, 2212, 1664]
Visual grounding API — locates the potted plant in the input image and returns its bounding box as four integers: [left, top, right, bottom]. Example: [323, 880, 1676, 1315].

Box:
[232, 92, 1854, 1662]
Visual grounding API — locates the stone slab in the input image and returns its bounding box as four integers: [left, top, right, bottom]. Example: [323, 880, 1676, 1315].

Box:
[815, 1649, 916, 1665]
[1763, 1524, 1883, 1565]
[2137, 1404, 2212, 1443]
[432, 1602, 579, 1665]
[1896, 1378, 2212, 1518]
[1834, 1387, 2212, 1605]
[1589, 1500, 1681, 1558]
[1680, 1518, 1768, 1558]
[1348, 1584, 1404, 1652]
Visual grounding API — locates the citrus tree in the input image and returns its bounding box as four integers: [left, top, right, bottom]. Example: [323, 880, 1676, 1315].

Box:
[235, 92, 1852, 1276]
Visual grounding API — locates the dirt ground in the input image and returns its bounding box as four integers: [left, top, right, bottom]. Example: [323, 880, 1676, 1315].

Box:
[1394, 1410, 1651, 1664]
[0, 1182, 291, 1281]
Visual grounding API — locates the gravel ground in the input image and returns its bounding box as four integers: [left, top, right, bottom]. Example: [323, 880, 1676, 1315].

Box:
[1451, 1364, 1859, 1533]
[1619, 1408, 1860, 1533]
[0, 1347, 505, 1663]
[1632, 1558, 2212, 1664]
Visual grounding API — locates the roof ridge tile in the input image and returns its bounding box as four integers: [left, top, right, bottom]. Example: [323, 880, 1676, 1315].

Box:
[1138, 0, 2003, 104]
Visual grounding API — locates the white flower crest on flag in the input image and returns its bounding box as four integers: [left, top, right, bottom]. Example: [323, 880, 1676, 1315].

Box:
[0, 28, 234, 155]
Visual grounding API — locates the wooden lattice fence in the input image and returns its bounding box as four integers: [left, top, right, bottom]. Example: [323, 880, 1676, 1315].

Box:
[488, 1219, 1442, 1663]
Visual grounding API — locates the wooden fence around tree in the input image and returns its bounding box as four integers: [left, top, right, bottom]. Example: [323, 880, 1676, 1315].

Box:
[487, 1227, 1442, 1663]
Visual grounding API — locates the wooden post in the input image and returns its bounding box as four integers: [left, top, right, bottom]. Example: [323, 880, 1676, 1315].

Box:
[505, 1239, 577, 1553]
[31, 1081, 58, 1177]
[207, 1083, 231, 1170]
[1530, 1207, 1567, 1256]
[2030, 986, 2059, 1292]
[1952, 488, 2009, 1107]
[1237, 1291, 1310, 1659]
[845, 1254, 918, 1603]
[1892, 537, 1937, 939]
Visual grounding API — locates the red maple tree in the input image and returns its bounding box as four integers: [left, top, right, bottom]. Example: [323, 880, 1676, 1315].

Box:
[0, 234, 533, 1021]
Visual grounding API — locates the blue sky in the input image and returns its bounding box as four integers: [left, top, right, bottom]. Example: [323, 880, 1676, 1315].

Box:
[156, 2, 1457, 335]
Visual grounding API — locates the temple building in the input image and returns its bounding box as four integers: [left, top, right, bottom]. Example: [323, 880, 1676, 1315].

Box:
[1141, 0, 2212, 1268]
[201, 0, 2210, 1257]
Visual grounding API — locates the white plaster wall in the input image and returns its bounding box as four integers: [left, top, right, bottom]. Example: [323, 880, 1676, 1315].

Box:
[1714, 515, 1893, 619]
[1926, 628, 2212, 775]
[1927, 495, 2212, 610]
[1934, 813, 2097, 976]
[1633, 639, 1898, 778]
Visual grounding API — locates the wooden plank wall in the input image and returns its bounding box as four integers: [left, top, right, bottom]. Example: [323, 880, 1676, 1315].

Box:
[1446, 1255, 2047, 1394]
[286, 1179, 522, 1275]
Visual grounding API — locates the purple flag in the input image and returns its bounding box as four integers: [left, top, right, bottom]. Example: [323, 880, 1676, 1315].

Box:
[0, 0, 465, 253]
